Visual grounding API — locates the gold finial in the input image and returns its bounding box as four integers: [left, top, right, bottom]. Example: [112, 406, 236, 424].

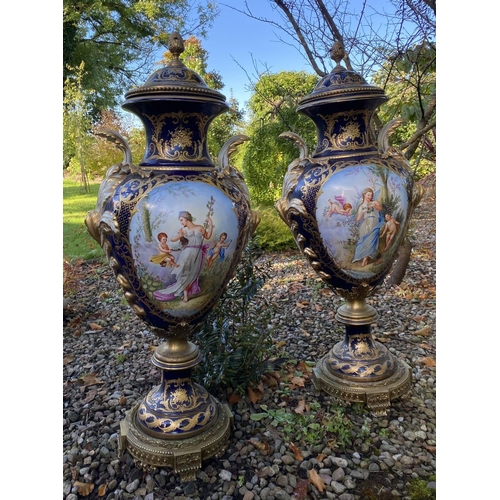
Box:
[330, 40, 345, 67]
[168, 32, 185, 60]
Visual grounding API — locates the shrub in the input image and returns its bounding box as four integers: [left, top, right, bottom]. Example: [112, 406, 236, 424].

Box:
[253, 206, 296, 251]
[194, 237, 276, 395]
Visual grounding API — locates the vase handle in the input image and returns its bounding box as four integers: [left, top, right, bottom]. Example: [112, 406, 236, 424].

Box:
[94, 128, 133, 164]
[279, 132, 308, 160]
[217, 134, 249, 175]
[377, 118, 405, 157]
[93, 128, 150, 178]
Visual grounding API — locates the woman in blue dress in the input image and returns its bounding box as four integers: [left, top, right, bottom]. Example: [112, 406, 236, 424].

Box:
[352, 187, 383, 267]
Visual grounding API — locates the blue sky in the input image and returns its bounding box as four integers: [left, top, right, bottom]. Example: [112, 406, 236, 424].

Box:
[198, 1, 314, 108]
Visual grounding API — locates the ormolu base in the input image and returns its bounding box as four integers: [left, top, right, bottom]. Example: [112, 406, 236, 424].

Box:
[312, 355, 412, 416]
[119, 400, 233, 481]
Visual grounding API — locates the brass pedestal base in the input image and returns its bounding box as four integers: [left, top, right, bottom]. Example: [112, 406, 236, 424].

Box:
[119, 400, 233, 481]
[312, 355, 412, 416]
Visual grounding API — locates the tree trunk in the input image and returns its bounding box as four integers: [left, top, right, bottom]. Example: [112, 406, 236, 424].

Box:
[386, 236, 412, 286]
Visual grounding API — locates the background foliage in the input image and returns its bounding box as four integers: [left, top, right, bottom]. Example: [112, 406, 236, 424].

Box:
[63, 0, 436, 254]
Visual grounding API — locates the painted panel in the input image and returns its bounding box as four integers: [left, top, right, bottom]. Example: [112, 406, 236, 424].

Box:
[316, 165, 409, 280]
[129, 181, 239, 316]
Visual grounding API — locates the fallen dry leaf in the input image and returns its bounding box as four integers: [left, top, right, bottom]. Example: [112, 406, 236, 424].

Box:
[316, 453, 327, 462]
[419, 356, 436, 367]
[247, 386, 264, 404]
[79, 372, 104, 388]
[296, 300, 310, 309]
[276, 340, 286, 348]
[88, 323, 102, 331]
[294, 400, 306, 415]
[82, 388, 98, 404]
[425, 445, 436, 453]
[98, 484, 107, 497]
[228, 393, 240, 404]
[262, 374, 279, 388]
[63, 355, 75, 365]
[293, 479, 309, 500]
[290, 376, 306, 388]
[308, 469, 325, 493]
[296, 361, 312, 373]
[74, 481, 95, 497]
[289, 283, 304, 293]
[414, 325, 431, 336]
[119, 396, 127, 406]
[418, 343, 432, 350]
[69, 317, 82, 327]
[327, 438, 338, 448]
[249, 439, 270, 452]
[412, 315, 425, 323]
[314, 304, 323, 312]
[289, 442, 304, 461]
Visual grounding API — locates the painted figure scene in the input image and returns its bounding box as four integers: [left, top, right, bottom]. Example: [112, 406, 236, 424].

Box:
[129, 182, 239, 316]
[317, 164, 409, 280]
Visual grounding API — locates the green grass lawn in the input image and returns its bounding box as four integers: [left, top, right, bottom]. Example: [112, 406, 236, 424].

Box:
[63, 178, 105, 261]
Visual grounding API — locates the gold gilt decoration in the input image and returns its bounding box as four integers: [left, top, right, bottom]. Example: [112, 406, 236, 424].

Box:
[327, 359, 393, 378]
[146, 378, 211, 413]
[312, 356, 412, 416]
[120, 402, 233, 481]
[144, 111, 211, 162]
[137, 403, 215, 434]
[334, 283, 376, 302]
[316, 110, 371, 153]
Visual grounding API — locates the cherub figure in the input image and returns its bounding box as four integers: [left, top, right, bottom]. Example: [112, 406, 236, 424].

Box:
[379, 213, 400, 252]
[150, 232, 179, 268]
[206, 232, 232, 269]
[328, 196, 352, 217]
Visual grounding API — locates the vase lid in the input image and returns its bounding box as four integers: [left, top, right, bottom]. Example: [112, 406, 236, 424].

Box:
[123, 32, 227, 106]
[297, 40, 387, 111]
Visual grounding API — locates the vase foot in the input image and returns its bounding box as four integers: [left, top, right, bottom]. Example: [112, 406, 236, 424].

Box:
[119, 400, 233, 481]
[312, 355, 412, 416]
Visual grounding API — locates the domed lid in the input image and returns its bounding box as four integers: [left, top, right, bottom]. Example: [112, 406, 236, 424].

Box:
[297, 41, 387, 111]
[123, 32, 227, 105]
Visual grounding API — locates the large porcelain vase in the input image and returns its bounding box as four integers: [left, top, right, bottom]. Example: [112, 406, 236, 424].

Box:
[276, 41, 422, 415]
[85, 33, 259, 480]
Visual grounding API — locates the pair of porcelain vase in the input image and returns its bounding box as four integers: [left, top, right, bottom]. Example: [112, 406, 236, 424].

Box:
[85, 33, 422, 480]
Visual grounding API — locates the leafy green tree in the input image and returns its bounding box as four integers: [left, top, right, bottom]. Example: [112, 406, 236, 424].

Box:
[231, 0, 436, 164]
[63, 0, 219, 118]
[240, 70, 317, 206]
[63, 62, 93, 191]
[84, 109, 145, 178]
[372, 41, 436, 178]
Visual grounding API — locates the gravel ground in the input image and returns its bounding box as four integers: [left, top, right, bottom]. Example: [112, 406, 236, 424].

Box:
[63, 180, 436, 500]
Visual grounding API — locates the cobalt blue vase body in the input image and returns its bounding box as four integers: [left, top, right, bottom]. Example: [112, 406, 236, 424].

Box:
[276, 48, 420, 292]
[87, 36, 257, 335]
